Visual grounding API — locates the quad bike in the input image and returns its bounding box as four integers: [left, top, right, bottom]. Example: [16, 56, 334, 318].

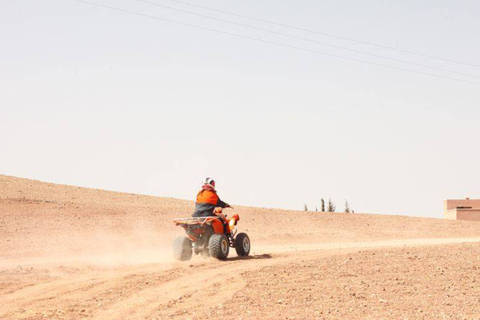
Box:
[172, 209, 250, 261]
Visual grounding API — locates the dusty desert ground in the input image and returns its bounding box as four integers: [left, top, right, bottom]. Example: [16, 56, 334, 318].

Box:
[1, 174, 480, 319]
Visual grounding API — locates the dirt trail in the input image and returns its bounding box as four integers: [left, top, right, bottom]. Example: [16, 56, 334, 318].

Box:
[90, 237, 480, 320]
[2, 175, 480, 319]
[258, 236, 480, 253]
[2, 237, 480, 319]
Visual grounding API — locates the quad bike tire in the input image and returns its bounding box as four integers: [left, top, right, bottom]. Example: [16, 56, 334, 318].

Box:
[209, 234, 229, 260]
[234, 232, 251, 257]
[172, 236, 193, 261]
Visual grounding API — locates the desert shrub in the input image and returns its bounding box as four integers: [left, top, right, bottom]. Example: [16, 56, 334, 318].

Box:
[327, 199, 336, 212]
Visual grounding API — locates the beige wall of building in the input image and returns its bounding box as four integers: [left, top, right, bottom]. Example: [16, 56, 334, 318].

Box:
[444, 210, 457, 220]
[444, 198, 480, 221]
[456, 209, 480, 222]
[444, 199, 480, 211]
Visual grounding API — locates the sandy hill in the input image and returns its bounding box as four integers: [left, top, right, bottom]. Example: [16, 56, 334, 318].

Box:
[1, 174, 479, 262]
[1, 175, 480, 319]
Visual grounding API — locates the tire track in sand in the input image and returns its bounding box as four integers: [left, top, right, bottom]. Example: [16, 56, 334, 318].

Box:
[2, 237, 480, 319]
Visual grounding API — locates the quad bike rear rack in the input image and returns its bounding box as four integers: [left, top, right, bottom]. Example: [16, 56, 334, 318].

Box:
[173, 217, 221, 226]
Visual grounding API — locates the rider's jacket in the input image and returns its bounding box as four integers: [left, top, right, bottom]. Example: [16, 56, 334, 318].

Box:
[192, 185, 228, 217]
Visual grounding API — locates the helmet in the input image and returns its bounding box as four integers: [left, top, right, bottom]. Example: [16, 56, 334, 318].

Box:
[203, 177, 216, 189]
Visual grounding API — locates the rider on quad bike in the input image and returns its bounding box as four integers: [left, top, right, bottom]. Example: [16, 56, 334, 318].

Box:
[172, 177, 250, 260]
[193, 177, 231, 217]
[192, 177, 230, 236]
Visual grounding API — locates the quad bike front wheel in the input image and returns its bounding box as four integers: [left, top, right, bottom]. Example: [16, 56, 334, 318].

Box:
[234, 232, 251, 257]
[172, 236, 193, 261]
[209, 234, 229, 260]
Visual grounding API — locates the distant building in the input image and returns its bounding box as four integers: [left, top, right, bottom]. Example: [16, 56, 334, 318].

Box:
[444, 198, 480, 221]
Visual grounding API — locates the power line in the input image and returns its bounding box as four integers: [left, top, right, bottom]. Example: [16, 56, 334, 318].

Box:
[165, 0, 480, 69]
[72, 0, 480, 85]
[135, 0, 480, 80]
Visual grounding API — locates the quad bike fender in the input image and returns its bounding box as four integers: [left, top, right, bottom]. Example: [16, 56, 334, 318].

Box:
[225, 214, 239, 234]
[211, 218, 224, 234]
[186, 233, 197, 242]
[184, 226, 201, 242]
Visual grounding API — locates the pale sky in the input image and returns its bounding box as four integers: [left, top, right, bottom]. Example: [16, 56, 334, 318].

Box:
[1, 0, 480, 217]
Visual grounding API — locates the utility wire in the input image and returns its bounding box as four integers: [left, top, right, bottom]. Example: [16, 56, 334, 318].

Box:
[135, 0, 480, 80]
[166, 0, 480, 69]
[72, 0, 480, 85]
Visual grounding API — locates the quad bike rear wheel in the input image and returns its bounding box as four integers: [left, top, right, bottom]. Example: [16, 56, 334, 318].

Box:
[234, 232, 251, 257]
[209, 234, 229, 260]
[172, 236, 193, 261]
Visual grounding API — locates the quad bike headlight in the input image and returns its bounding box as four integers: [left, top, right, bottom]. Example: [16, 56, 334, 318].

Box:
[229, 218, 236, 232]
